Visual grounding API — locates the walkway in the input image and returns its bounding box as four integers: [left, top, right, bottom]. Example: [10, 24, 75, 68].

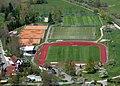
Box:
[95, 25, 106, 42]
[45, 25, 52, 43]
[113, 22, 120, 30]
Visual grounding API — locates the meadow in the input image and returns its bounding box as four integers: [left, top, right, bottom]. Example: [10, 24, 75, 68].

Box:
[101, 0, 120, 14]
[102, 29, 120, 77]
[32, 0, 91, 15]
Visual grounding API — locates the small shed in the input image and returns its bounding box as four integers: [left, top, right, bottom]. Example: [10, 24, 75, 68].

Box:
[27, 75, 42, 82]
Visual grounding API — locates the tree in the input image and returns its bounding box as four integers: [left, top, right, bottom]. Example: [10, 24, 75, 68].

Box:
[8, 73, 21, 85]
[99, 9, 105, 17]
[48, 12, 54, 24]
[7, 36, 21, 57]
[37, 0, 45, 4]
[8, 3, 13, 12]
[52, 9, 62, 24]
[25, 15, 30, 24]
[41, 70, 59, 86]
[0, 25, 10, 50]
[84, 57, 96, 74]
[42, 61, 50, 68]
[64, 58, 75, 76]
[19, 1, 36, 25]
[85, 63, 96, 74]
[95, 0, 101, 8]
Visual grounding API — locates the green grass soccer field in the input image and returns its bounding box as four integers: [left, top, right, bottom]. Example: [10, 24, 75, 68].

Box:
[46, 46, 100, 62]
[49, 26, 96, 40]
[62, 14, 102, 26]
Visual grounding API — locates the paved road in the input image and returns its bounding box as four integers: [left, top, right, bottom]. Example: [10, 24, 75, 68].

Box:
[0, 40, 10, 68]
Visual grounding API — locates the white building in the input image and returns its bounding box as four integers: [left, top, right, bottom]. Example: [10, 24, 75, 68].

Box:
[27, 75, 42, 82]
[20, 46, 36, 56]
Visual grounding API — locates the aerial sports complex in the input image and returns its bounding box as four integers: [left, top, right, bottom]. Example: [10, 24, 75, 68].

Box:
[35, 14, 107, 65]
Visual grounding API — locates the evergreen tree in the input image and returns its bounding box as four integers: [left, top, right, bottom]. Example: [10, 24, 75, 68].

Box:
[65, 58, 75, 76]
[48, 12, 54, 24]
[8, 3, 13, 12]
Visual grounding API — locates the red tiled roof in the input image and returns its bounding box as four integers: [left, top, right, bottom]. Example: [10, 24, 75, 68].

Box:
[5, 66, 17, 75]
[11, 55, 17, 63]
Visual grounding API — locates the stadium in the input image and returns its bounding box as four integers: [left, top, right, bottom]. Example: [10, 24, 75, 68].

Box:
[36, 41, 107, 65]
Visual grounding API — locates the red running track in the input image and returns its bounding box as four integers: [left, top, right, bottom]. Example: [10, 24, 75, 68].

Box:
[37, 41, 107, 65]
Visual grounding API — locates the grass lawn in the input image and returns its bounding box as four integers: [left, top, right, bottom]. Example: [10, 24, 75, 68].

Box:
[101, 0, 120, 14]
[49, 26, 96, 40]
[32, 0, 91, 15]
[46, 46, 100, 62]
[62, 14, 102, 26]
[101, 29, 120, 77]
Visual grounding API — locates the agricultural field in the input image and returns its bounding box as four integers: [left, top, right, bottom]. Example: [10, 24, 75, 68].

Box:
[49, 26, 96, 40]
[46, 46, 100, 62]
[62, 14, 102, 26]
[32, 0, 91, 15]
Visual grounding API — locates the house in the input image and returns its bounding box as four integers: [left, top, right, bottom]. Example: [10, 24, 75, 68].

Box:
[9, 55, 22, 65]
[27, 75, 42, 82]
[5, 66, 17, 75]
[19, 25, 48, 46]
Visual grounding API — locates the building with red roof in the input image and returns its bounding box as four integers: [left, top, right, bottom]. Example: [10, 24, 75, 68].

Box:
[5, 66, 17, 75]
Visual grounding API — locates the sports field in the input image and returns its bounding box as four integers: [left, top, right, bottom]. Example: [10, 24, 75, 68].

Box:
[46, 46, 100, 62]
[48, 14, 102, 41]
[62, 14, 102, 26]
[37, 41, 107, 65]
[49, 26, 96, 40]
